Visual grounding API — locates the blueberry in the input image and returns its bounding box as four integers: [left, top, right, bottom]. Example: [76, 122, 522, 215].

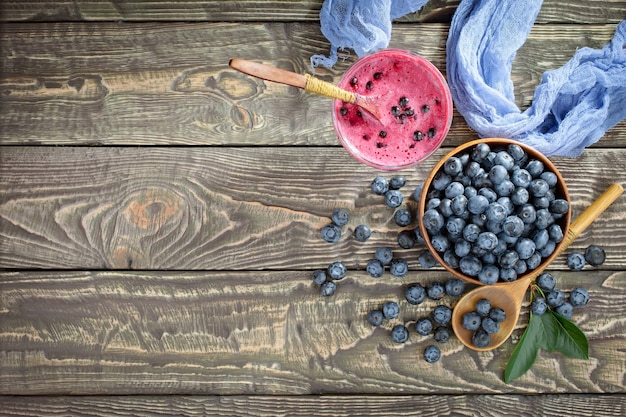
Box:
[585, 245, 606, 266]
[478, 187, 498, 203]
[459, 255, 482, 277]
[533, 228, 550, 250]
[535, 208, 554, 229]
[464, 186, 478, 199]
[439, 198, 453, 217]
[462, 311, 482, 331]
[424, 345, 441, 363]
[331, 208, 350, 227]
[415, 317, 434, 335]
[489, 307, 506, 323]
[366, 259, 384, 278]
[556, 302, 574, 319]
[498, 250, 520, 269]
[539, 240, 557, 258]
[446, 217, 466, 235]
[525, 159, 545, 178]
[570, 287, 590, 307]
[371, 176, 389, 195]
[485, 202, 507, 223]
[549, 198, 569, 215]
[475, 298, 491, 316]
[321, 223, 341, 243]
[418, 250, 437, 269]
[566, 252, 586, 271]
[413, 227, 426, 244]
[427, 282, 446, 300]
[390, 175, 407, 189]
[320, 281, 337, 296]
[354, 224, 372, 242]
[477, 231, 498, 251]
[499, 268, 518, 282]
[531, 297, 548, 315]
[546, 289, 566, 308]
[445, 278, 465, 296]
[327, 261, 347, 280]
[430, 234, 450, 253]
[463, 223, 482, 242]
[426, 198, 442, 210]
[399, 96, 410, 107]
[405, 284, 427, 305]
[536, 272, 556, 292]
[382, 301, 400, 320]
[312, 269, 327, 285]
[450, 195, 469, 216]
[413, 185, 424, 204]
[454, 239, 472, 257]
[494, 180, 515, 197]
[367, 310, 384, 326]
[540, 171, 558, 187]
[465, 161, 482, 178]
[433, 327, 451, 344]
[432, 305, 452, 325]
[511, 169, 532, 188]
[489, 164, 509, 184]
[468, 195, 490, 214]
[443, 249, 460, 269]
[472, 142, 491, 162]
[526, 253, 542, 270]
[513, 259, 528, 275]
[495, 151, 515, 170]
[518, 204, 537, 224]
[515, 238, 536, 260]
[478, 264, 500, 285]
[394, 209, 412, 227]
[498, 197, 515, 215]
[482, 317, 500, 334]
[507, 143, 526, 161]
[472, 329, 491, 348]
[384, 190, 404, 208]
[391, 324, 409, 343]
[397, 230, 416, 249]
[529, 179, 550, 197]
[375, 247, 393, 265]
[444, 157, 463, 176]
[511, 187, 530, 206]
[423, 209, 445, 234]
[502, 215, 525, 238]
[445, 181, 465, 199]
[390, 258, 409, 277]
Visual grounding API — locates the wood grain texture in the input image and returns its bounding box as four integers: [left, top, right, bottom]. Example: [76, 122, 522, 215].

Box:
[0, 394, 625, 416]
[0, 269, 624, 395]
[0, 0, 624, 24]
[1, 147, 624, 270]
[1, 23, 625, 146]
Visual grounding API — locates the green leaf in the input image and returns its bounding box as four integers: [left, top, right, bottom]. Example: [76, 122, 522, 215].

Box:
[504, 314, 542, 383]
[537, 311, 559, 352]
[552, 311, 589, 359]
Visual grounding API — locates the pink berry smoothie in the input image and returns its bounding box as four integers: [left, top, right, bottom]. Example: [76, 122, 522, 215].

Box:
[332, 49, 453, 170]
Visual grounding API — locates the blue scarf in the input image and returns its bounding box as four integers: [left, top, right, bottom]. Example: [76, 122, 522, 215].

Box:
[312, 0, 626, 157]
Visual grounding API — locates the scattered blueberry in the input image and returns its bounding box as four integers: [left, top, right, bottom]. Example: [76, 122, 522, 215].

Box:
[394, 209, 412, 227]
[354, 224, 372, 242]
[371, 176, 389, 195]
[390, 258, 409, 277]
[375, 247, 393, 265]
[320, 281, 337, 296]
[472, 329, 491, 348]
[531, 296, 548, 315]
[397, 230, 416, 249]
[312, 269, 327, 285]
[427, 282, 446, 300]
[327, 261, 347, 280]
[433, 327, 451, 344]
[556, 302, 574, 319]
[366, 259, 384, 278]
[566, 252, 586, 271]
[445, 278, 465, 296]
[405, 284, 427, 305]
[569, 287, 590, 307]
[424, 345, 441, 363]
[384, 190, 403, 208]
[382, 301, 400, 320]
[432, 305, 452, 325]
[391, 324, 409, 343]
[475, 298, 492, 317]
[390, 175, 407, 189]
[331, 208, 350, 227]
[584, 245, 606, 266]
[546, 289, 566, 308]
[367, 310, 384, 326]
[536, 272, 556, 292]
[321, 223, 341, 243]
[415, 317, 434, 336]
[418, 250, 438, 269]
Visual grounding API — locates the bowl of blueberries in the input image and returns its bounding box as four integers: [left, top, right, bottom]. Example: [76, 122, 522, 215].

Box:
[418, 138, 572, 286]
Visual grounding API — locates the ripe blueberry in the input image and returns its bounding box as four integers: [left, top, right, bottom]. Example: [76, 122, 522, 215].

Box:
[367, 310, 384, 326]
[331, 208, 350, 227]
[382, 301, 400, 320]
[570, 287, 590, 307]
[415, 317, 434, 335]
[405, 283, 427, 305]
[390, 258, 409, 277]
[391, 325, 409, 343]
[354, 224, 372, 242]
[566, 252, 586, 271]
[424, 345, 441, 363]
[366, 259, 384, 278]
[321, 223, 341, 243]
[585, 245, 606, 266]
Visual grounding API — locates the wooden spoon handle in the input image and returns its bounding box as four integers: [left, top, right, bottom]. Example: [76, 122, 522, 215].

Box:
[229, 58, 356, 103]
[562, 183, 623, 248]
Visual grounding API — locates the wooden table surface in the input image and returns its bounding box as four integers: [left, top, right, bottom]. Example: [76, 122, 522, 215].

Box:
[1, 1, 626, 415]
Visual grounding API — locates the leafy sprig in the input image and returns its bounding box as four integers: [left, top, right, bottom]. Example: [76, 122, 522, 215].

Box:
[504, 286, 589, 383]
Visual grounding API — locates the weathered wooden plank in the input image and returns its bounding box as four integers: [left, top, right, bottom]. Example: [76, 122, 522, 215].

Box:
[0, 147, 624, 270]
[0, 0, 624, 24]
[0, 394, 625, 416]
[0, 270, 624, 395]
[1, 23, 624, 146]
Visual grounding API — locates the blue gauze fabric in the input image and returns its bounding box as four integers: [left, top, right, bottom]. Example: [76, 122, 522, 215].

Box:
[310, 0, 429, 69]
[447, 0, 626, 157]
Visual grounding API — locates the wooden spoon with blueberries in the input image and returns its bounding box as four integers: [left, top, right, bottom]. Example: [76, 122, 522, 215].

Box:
[451, 182, 623, 351]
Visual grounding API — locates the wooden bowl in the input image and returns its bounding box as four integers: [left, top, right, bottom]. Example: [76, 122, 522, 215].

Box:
[418, 138, 572, 286]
